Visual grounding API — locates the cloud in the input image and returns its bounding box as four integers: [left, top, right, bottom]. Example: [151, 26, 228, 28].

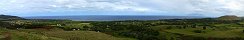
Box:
[135, 0, 244, 17]
[190, 0, 244, 16]
[0, 0, 154, 13]
[0, 0, 244, 17]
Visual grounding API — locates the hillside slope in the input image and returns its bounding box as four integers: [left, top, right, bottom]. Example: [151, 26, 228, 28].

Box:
[0, 29, 135, 40]
[218, 15, 240, 20]
[0, 15, 24, 20]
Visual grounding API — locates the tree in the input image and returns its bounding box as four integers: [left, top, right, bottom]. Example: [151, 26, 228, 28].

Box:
[203, 26, 207, 30]
[0, 21, 4, 27]
[83, 25, 90, 30]
[192, 24, 197, 28]
[242, 29, 244, 33]
[193, 30, 204, 33]
[0, 21, 17, 29]
[202, 23, 209, 30]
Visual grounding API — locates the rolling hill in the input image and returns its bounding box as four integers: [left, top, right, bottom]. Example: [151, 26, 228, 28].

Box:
[0, 15, 25, 20]
[0, 29, 135, 40]
[218, 15, 241, 20]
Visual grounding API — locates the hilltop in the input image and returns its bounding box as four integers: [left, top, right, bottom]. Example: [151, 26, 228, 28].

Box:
[0, 15, 25, 20]
[218, 15, 240, 20]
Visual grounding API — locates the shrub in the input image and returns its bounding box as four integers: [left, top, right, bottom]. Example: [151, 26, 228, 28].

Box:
[166, 27, 172, 29]
[193, 30, 205, 33]
[242, 30, 244, 33]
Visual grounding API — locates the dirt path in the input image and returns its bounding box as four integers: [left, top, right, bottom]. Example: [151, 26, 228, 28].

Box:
[0, 32, 11, 40]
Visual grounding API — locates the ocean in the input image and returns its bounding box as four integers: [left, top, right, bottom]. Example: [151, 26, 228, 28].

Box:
[24, 15, 205, 21]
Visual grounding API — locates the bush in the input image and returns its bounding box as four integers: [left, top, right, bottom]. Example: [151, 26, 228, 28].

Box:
[166, 27, 172, 29]
[193, 30, 205, 33]
[242, 30, 244, 33]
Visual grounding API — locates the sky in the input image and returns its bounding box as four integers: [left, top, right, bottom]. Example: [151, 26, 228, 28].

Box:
[0, 0, 244, 17]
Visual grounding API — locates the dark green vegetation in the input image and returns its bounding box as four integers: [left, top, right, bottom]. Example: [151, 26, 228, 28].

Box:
[0, 15, 25, 21]
[1, 15, 244, 40]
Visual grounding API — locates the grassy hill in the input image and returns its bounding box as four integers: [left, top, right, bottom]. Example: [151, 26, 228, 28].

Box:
[0, 29, 135, 40]
[0, 15, 24, 20]
[151, 24, 244, 40]
[218, 15, 240, 20]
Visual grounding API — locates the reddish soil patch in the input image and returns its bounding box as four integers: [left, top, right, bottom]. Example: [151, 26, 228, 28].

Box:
[1, 32, 11, 40]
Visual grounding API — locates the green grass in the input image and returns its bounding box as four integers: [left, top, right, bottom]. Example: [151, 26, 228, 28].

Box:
[240, 22, 244, 25]
[63, 23, 92, 28]
[0, 28, 135, 40]
[152, 24, 244, 38]
[42, 31, 135, 40]
[165, 28, 244, 38]
[0, 28, 64, 40]
[214, 24, 242, 27]
[10, 31, 64, 40]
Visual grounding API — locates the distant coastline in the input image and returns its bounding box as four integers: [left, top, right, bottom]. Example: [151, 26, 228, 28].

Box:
[24, 15, 206, 21]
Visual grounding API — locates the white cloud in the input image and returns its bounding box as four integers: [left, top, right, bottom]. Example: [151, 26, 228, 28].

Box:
[0, 0, 155, 14]
[0, 0, 244, 17]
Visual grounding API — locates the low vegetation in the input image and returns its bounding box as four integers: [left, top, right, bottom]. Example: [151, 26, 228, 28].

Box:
[1, 15, 244, 40]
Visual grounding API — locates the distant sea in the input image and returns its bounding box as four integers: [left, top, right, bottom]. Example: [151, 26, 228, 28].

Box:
[24, 15, 205, 21]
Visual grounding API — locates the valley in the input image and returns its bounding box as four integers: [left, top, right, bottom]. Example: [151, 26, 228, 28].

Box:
[0, 15, 244, 40]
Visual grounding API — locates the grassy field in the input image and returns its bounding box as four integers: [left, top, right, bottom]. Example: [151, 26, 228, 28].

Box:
[150, 24, 244, 40]
[62, 23, 92, 29]
[0, 28, 135, 40]
[165, 29, 244, 38]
